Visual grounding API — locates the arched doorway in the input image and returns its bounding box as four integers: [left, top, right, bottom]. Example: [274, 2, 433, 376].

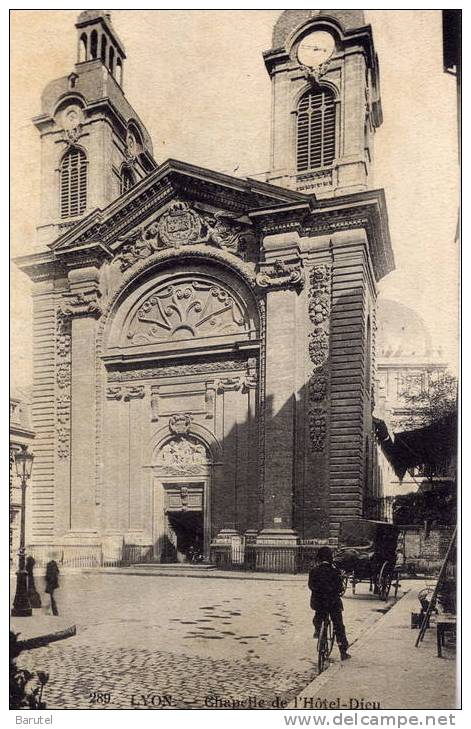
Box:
[152, 434, 212, 562]
[100, 255, 261, 564]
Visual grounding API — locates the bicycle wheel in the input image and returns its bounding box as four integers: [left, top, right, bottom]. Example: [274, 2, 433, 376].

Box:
[327, 617, 335, 656]
[317, 619, 331, 673]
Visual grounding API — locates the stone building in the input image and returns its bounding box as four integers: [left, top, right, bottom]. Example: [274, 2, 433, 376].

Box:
[10, 390, 35, 562]
[16, 10, 394, 567]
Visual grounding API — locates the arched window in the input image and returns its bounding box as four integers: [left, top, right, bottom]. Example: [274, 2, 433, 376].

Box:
[101, 35, 107, 64]
[60, 147, 87, 218]
[79, 33, 87, 62]
[296, 87, 336, 171]
[120, 166, 135, 195]
[90, 30, 98, 60]
[116, 57, 123, 86]
[109, 46, 115, 76]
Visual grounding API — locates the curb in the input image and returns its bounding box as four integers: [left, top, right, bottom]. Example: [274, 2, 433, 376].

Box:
[15, 625, 77, 651]
[288, 589, 410, 708]
[83, 568, 306, 582]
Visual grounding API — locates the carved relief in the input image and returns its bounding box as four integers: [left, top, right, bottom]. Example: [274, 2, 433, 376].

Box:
[169, 413, 192, 436]
[123, 385, 145, 401]
[255, 258, 304, 290]
[61, 289, 102, 319]
[205, 384, 215, 419]
[217, 377, 242, 393]
[116, 201, 254, 271]
[309, 409, 327, 452]
[155, 436, 209, 476]
[107, 358, 249, 382]
[307, 265, 332, 453]
[126, 278, 249, 345]
[56, 311, 71, 459]
[106, 386, 123, 400]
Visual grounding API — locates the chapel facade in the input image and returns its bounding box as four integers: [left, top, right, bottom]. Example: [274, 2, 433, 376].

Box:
[17, 9, 394, 568]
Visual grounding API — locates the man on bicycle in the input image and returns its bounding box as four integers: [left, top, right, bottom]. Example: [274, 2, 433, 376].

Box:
[309, 546, 351, 660]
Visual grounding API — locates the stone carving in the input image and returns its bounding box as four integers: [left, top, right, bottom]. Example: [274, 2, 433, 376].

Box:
[107, 358, 249, 382]
[307, 265, 332, 453]
[217, 377, 242, 393]
[105, 384, 145, 401]
[123, 385, 145, 401]
[106, 386, 123, 400]
[169, 413, 192, 435]
[308, 329, 329, 367]
[255, 258, 304, 290]
[300, 59, 332, 85]
[308, 375, 327, 402]
[309, 409, 327, 452]
[55, 311, 71, 459]
[116, 201, 253, 271]
[126, 278, 248, 345]
[61, 290, 102, 319]
[155, 436, 209, 475]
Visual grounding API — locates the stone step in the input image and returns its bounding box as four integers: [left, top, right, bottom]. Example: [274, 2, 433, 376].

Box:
[128, 563, 217, 571]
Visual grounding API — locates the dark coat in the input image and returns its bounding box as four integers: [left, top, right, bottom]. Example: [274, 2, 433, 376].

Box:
[308, 561, 344, 611]
[45, 561, 60, 594]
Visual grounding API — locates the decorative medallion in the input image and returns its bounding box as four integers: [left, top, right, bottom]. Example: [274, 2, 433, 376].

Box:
[169, 413, 192, 436]
[115, 201, 254, 271]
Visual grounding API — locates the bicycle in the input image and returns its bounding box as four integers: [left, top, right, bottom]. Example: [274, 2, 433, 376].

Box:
[316, 614, 335, 674]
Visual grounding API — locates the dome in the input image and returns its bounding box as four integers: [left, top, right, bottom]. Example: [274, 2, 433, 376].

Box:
[376, 299, 434, 359]
[76, 10, 112, 26]
[272, 10, 366, 48]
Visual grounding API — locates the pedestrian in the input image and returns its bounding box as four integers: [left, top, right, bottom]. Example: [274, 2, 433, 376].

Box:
[45, 560, 60, 616]
[309, 546, 351, 660]
[25, 555, 42, 609]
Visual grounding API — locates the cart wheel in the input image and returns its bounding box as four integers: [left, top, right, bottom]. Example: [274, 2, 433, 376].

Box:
[378, 561, 392, 601]
[393, 571, 399, 598]
[340, 573, 349, 596]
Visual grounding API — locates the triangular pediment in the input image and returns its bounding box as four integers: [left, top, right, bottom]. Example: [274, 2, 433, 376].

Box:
[50, 158, 309, 260]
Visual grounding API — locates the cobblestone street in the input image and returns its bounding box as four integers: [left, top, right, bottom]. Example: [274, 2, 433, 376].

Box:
[15, 572, 397, 710]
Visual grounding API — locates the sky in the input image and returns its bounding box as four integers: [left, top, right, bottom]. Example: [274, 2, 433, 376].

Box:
[10, 9, 460, 389]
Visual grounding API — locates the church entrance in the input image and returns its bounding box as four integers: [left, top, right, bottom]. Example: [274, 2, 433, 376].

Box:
[166, 510, 204, 563]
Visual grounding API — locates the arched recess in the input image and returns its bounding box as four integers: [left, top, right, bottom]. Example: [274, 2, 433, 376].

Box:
[99, 253, 262, 561]
[103, 255, 261, 362]
[149, 423, 221, 561]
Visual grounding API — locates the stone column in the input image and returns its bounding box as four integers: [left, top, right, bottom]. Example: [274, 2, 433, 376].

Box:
[255, 236, 304, 550]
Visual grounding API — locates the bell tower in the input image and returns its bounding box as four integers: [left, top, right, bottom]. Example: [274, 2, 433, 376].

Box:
[33, 10, 156, 246]
[264, 10, 382, 197]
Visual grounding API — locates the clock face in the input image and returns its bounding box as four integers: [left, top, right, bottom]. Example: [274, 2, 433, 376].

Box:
[297, 30, 335, 69]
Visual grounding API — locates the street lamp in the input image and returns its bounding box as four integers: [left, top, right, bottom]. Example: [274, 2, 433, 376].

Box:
[11, 445, 34, 617]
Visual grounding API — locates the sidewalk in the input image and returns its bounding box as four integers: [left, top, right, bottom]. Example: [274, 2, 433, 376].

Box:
[291, 583, 458, 711]
[83, 566, 307, 581]
[11, 613, 76, 650]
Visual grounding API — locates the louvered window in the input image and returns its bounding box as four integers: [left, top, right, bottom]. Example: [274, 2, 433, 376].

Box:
[297, 88, 336, 172]
[60, 148, 87, 218]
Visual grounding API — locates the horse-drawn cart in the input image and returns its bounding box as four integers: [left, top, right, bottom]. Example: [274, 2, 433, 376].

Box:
[335, 519, 400, 601]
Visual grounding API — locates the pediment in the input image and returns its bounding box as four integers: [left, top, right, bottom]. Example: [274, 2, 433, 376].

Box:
[50, 159, 308, 265]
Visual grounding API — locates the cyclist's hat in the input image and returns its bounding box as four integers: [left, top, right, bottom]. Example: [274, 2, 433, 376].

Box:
[317, 546, 333, 562]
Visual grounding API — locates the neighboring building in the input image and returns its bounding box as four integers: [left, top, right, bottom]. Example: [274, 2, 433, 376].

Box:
[370, 298, 449, 519]
[16, 10, 394, 568]
[10, 390, 35, 562]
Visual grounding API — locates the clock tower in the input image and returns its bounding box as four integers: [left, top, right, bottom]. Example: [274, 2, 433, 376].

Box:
[264, 10, 382, 197]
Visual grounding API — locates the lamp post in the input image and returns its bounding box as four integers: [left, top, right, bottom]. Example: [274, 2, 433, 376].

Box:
[11, 445, 34, 617]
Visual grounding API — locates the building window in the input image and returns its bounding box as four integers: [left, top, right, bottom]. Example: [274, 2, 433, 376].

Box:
[120, 166, 135, 195]
[296, 87, 336, 171]
[60, 147, 87, 218]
